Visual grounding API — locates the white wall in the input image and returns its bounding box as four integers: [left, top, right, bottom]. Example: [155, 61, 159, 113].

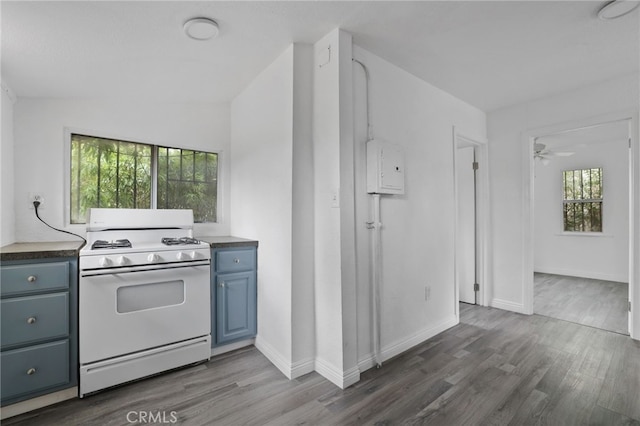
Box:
[12, 99, 230, 242]
[312, 29, 361, 387]
[1, 82, 16, 246]
[534, 139, 629, 283]
[488, 73, 639, 314]
[230, 45, 297, 377]
[246, 30, 488, 389]
[291, 44, 316, 372]
[351, 46, 487, 367]
[312, 29, 347, 382]
[338, 32, 359, 381]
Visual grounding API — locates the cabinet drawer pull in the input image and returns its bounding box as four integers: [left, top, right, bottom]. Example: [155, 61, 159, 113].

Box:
[27, 316, 37, 324]
[26, 368, 37, 375]
[27, 275, 37, 283]
[233, 258, 240, 264]
[219, 282, 225, 288]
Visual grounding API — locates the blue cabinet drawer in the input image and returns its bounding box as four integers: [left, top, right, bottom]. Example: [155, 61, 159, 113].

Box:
[1, 293, 69, 348]
[1, 262, 69, 297]
[1, 340, 70, 402]
[216, 249, 255, 273]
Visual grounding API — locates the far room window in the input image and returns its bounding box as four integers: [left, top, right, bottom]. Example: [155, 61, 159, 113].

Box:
[562, 167, 603, 232]
[70, 134, 218, 224]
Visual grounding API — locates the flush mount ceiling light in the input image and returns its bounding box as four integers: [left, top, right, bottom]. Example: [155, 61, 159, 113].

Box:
[597, 0, 640, 19]
[184, 17, 219, 40]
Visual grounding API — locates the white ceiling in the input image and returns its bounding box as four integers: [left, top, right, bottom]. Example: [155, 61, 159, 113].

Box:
[2, 1, 638, 112]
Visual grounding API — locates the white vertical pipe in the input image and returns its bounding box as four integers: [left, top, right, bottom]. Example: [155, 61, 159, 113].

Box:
[371, 193, 382, 367]
[354, 58, 382, 367]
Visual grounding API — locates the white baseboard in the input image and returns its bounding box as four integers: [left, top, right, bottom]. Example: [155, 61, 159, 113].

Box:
[358, 353, 376, 372]
[0, 387, 77, 420]
[254, 337, 316, 380]
[290, 357, 315, 379]
[342, 365, 361, 388]
[315, 357, 360, 389]
[491, 298, 527, 314]
[358, 315, 458, 373]
[534, 267, 627, 284]
[254, 336, 293, 380]
[255, 335, 360, 387]
[257, 316, 459, 390]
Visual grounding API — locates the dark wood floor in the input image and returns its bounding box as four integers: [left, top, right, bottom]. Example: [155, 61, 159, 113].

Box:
[6, 304, 640, 425]
[534, 272, 629, 335]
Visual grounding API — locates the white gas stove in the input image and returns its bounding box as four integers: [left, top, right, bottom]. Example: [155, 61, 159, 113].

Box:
[79, 208, 210, 271]
[78, 208, 211, 397]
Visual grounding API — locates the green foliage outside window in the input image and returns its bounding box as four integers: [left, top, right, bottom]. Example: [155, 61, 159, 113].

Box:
[562, 167, 602, 232]
[70, 134, 217, 224]
[157, 148, 218, 223]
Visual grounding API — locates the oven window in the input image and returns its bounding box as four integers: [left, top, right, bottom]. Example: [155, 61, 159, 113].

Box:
[116, 281, 185, 313]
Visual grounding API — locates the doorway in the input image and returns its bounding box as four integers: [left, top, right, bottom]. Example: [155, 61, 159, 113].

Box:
[453, 129, 489, 312]
[524, 116, 635, 336]
[456, 144, 477, 304]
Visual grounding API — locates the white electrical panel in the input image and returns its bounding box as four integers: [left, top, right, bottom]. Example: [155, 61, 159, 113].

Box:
[366, 139, 405, 194]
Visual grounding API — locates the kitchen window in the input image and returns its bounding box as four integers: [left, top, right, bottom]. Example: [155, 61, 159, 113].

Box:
[562, 167, 602, 232]
[157, 147, 218, 223]
[70, 134, 218, 224]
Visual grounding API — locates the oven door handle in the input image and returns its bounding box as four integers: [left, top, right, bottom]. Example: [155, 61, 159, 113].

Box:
[80, 260, 210, 277]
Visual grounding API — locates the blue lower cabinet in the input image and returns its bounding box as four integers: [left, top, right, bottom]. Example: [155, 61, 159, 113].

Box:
[1, 340, 70, 401]
[211, 246, 257, 347]
[1, 293, 69, 348]
[216, 272, 257, 345]
[0, 262, 69, 297]
[216, 249, 256, 274]
[0, 257, 77, 407]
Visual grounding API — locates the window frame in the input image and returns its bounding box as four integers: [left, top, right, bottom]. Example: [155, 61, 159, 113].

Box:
[64, 129, 220, 226]
[561, 167, 604, 233]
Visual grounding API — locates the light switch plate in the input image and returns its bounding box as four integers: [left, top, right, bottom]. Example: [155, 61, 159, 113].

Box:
[331, 190, 340, 208]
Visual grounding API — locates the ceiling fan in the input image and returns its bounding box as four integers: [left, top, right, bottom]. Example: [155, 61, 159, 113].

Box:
[533, 142, 574, 165]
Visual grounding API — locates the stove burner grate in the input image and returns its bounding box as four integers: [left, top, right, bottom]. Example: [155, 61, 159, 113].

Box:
[91, 239, 132, 250]
[161, 237, 201, 246]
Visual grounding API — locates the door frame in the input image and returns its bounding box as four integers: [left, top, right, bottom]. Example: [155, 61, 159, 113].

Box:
[453, 127, 491, 320]
[521, 110, 639, 339]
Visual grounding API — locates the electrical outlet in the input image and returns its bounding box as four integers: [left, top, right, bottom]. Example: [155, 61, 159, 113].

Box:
[28, 193, 44, 209]
[424, 285, 431, 301]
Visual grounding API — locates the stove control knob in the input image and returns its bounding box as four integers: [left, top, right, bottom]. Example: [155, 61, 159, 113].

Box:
[176, 252, 186, 261]
[147, 253, 159, 263]
[116, 256, 127, 266]
[188, 251, 196, 259]
[98, 257, 111, 267]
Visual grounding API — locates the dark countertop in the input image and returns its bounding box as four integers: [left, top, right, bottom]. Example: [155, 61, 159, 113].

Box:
[197, 236, 259, 249]
[0, 237, 257, 262]
[0, 241, 85, 262]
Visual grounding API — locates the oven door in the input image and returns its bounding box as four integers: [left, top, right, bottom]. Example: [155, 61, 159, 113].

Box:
[80, 262, 210, 365]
